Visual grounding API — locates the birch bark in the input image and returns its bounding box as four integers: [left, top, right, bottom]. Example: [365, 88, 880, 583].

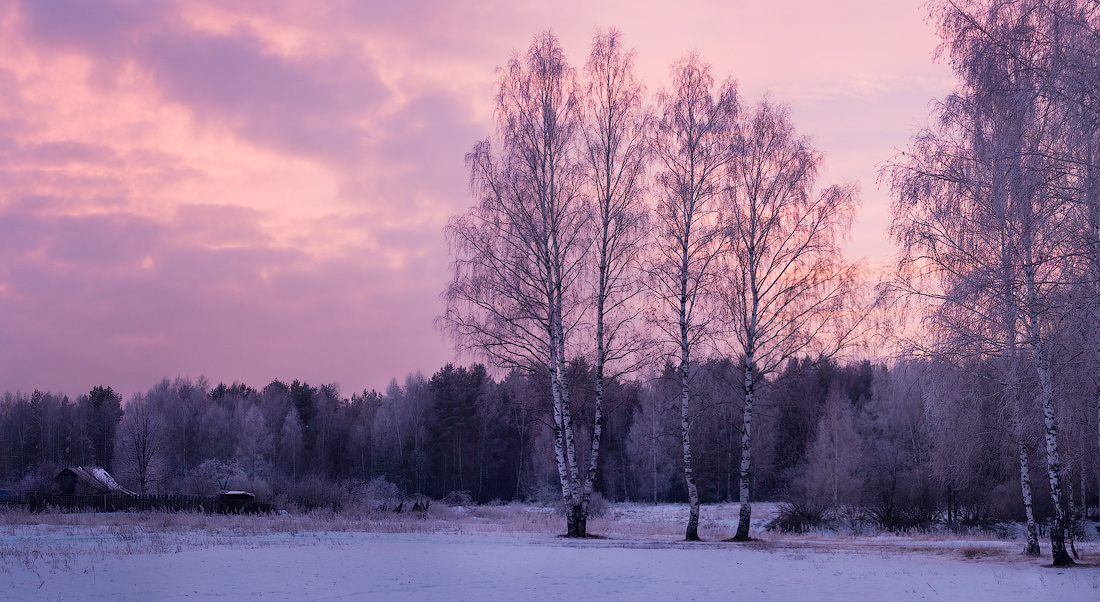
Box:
[724, 99, 860, 541]
[650, 53, 737, 541]
[887, 0, 1082, 565]
[577, 29, 650, 530]
[442, 31, 590, 537]
[1023, 256, 1074, 565]
[1006, 328, 1041, 555]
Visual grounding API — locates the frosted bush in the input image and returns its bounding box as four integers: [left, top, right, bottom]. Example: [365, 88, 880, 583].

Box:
[443, 490, 474, 506]
[360, 477, 402, 511]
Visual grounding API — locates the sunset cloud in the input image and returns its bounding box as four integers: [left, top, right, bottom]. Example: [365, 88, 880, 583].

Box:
[0, 0, 953, 398]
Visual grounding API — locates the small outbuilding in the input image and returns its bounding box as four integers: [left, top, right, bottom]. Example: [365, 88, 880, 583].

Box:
[54, 467, 137, 496]
[215, 490, 274, 513]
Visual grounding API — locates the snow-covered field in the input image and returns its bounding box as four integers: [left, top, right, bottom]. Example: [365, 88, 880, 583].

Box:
[2, 503, 1098, 601]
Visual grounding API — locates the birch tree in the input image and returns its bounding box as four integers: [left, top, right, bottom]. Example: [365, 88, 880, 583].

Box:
[1057, 1, 1100, 523]
[442, 31, 594, 536]
[649, 53, 738, 540]
[887, 82, 1045, 553]
[723, 98, 861, 540]
[579, 27, 651, 528]
[888, 0, 1080, 565]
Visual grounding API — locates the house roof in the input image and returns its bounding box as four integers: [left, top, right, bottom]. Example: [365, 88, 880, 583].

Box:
[56, 467, 137, 496]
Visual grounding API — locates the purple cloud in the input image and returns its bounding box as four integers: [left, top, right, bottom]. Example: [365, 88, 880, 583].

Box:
[0, 0, 952, 400]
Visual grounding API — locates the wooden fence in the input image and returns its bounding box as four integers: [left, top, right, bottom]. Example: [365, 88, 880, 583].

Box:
[0, 492, 272, 514]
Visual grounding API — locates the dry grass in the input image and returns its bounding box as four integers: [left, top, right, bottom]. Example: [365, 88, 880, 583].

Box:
[959, 545, 1007, 559]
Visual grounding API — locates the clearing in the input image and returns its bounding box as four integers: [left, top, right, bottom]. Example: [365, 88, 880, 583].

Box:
[1, 503, 1098, 600]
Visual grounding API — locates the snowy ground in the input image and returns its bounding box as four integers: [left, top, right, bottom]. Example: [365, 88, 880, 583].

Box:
[2, 503, 1098, 601]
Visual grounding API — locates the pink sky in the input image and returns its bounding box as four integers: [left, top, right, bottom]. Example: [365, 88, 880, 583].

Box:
[0, 0, 954, 399]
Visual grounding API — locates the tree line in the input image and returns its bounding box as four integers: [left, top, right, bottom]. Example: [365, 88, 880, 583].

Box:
[2, 355, 1092, 539]
[0, 362, 849, 506]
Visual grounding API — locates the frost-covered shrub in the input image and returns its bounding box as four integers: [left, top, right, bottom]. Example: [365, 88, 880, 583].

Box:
[272, 493, 293, 513]
[241, 478, 273, 501]
[358, 477, 403, 511]
[864, 492, 938, 532]
[588, 491, 609, 517]
[12, 464, 61, 494]
[176, 460, 249, 495]
[443, 490, 474, 506]
[767, 502, 826, 533]
[282, 475, 351, 510]
[395, 494, 431, 513]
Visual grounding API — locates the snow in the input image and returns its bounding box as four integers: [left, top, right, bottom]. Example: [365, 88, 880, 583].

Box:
[88, 468, 118, 489]
[2, 504, 1098, 600]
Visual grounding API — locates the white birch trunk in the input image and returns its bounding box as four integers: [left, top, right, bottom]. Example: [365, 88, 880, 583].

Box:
[1007, 329, 1041, 555]
[679, 226, 701, 540]
[652, 428, 659, 503]
[1024, 261, 1074, 566]
[577, 29, 649, 536]
[734, 353, 754, 541]
[1014, 419, 1041, 556]
[550, 358, 573, 506]
[548, 274, 576, 533]
[652, 54, 737, 541]
[552, 263, 585, 537]
[1088, 168, 1100, 526]
[581, 376, 603, 515]
[680, 341, 700, 541]
[556, 326, 583, 535]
